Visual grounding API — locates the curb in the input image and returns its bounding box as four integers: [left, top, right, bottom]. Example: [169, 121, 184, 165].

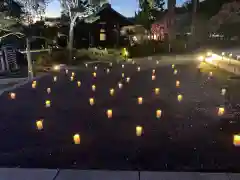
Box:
[0, 73, 49, 96]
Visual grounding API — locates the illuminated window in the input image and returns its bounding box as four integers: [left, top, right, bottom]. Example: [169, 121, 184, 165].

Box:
[100, 28, 106, 41]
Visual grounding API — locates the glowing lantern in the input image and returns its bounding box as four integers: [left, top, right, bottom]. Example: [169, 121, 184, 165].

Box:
[47, 88, 51, 94]
[93, 72, 97, 78]
[137, 66, 141, 72]
[156, 60, 159, 64]
[221, 88, 226, 96]
[107, 109, 113, 118]
[53, 76, 57, 82]
[36, 119, 43, 130]
[218, 107, 225, 116]
[45, 100, 51, 107]
[233, 134, 240, 146]
[77, 81, 81, 87]
[118, 82, 123, 89]
[122, 73, 125, 78]
[126, 77, 130, 83]
[33, 80, 36, 84]
[156, 109, 162, 118]
[73, 134, 80, 144]
[32, 83, 36, 89]
[65, 69, 68, 74]
[106, 68, 110, 74]
[92, 85, 96, 92]
[89, 98, 95, 106]
[110, 88, 114, 96]
[136, 126, 143, 136]
[155, 88, 160, 95]
[10, 92, 16, 99]
[174, 69, 178, 75]
[85, 63, 88, 67]
[122, 64, 124, 68]
[70, 76, 74, 81]
[152, 69, 155, 74]
[172, 64, 175, 69]
[152, 75, 156, 80]
[177, 94, 183, 102]
[176, 80, 180, 87]
[138, 97, 143, 105]
[94, 66, 97, 70]
[72, 72, 75, 77]
[209, 71, 213, 77]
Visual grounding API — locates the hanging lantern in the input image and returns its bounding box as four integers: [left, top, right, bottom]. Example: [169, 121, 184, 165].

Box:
[155, 88, 160, 95]
[221, 88, 226, 96]
[126, 77, 130, 83]
[138, 97, 143, 105]
[73, 134, 81, 144]
[45, 100, 51, 107]
[177, 94, 183, 102]
[118, 82, 123, 89]
[110, 88, 114, 96]
[173, 69, 178, 75]
[77, 81, 81, 87]
[107, 109, 113, 118]
[65, 69, 68, 74]
[85, 63, 88, 67]
[36, 119, 43, 130]
[172, 64, 175, 69]
[122, 64, 124, 68]
[233, 134, 240, 146]
[93, 72, 97, 78]
[176, 80, 180, 87]
[136, 126, 143, 136]
[137, 66, 141, 72]
[32, 83, 36, 89]
[47, 88, 51, 94]
[121, 73, 125, 78]
[156, 109, 162, 118]
[89, 98, 95, 106]
[94, 66, 98, 70]
[92, 85, 96, 91]
[218, 107, 225, 116]
[152, 69, 155, 74]
[70, 76, 74, 81]
[10, 92, 16, 99]
[53, 76, 57, 82]
[106, 68, 110, 74]
[152, 75, 156, 80]
[72, 72, 75, 77]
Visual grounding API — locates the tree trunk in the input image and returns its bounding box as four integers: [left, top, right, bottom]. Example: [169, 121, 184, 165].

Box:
[68, 23, 74, 61]
[26, 37, 33, 79]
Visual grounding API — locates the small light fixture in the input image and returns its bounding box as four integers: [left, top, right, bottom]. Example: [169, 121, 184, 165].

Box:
[107, 109, 113, 118]
[89, 98, 95, 106]
[10, 92, 16, 100]
[138, 97, 143, 105]
[136, 126, 143, 136]
[73, 134, 81, 144]
[36, 119, 43, 130]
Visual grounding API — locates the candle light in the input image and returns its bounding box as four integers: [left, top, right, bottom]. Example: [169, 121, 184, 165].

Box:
[138, 97, 143, 105]
[77, 81, 81, 87]
[156, 60, 159, 64]
[92, 85, 96, 91]
[137, 66, 141, 72]
[32, 83, 36, 89]
[106, 68, 110, 74]
[89, 98, 95, 106]
[118, 82, 123, 89]
[85, 63, 88, 67]
[65, 69, 68, 74]
[136, 126, 143, 136]
[70, 76, 74, 81]
[47, 88, 51, 94]
[122, 64, 124, 68]
[10, 92, 16, 99]
[110, 62, 112, 67]
[126, 77, 130, 83]
[152, 75, 156, 80]
[122, 73, 125, 78]
[172, 64, 175, 69]
[93, 72, 97, 78]
[176, 80, 180, 87]
[72, 72, 75, 77]
[177, 94, 183, 102]
[221, 88, 226, 96]
[33, 80, 37, 85]
[107, 109, 113, 118]
[152, 69, 155, 74]
[110, 88, 114, 96]
[218, 107, 225, 116]
[36, 119, 43, 130]
[174, 69, 178, 75]
[156, 109, 162, 118]
[45, 100, 51, 107]
[53, 76, 57, 82]
[209, 71, 213, 77]
[73, 134, 81, 144]
[94, 66, 97, 70]
[155, 88, 160, 95]
[233, 134, 240, 146]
